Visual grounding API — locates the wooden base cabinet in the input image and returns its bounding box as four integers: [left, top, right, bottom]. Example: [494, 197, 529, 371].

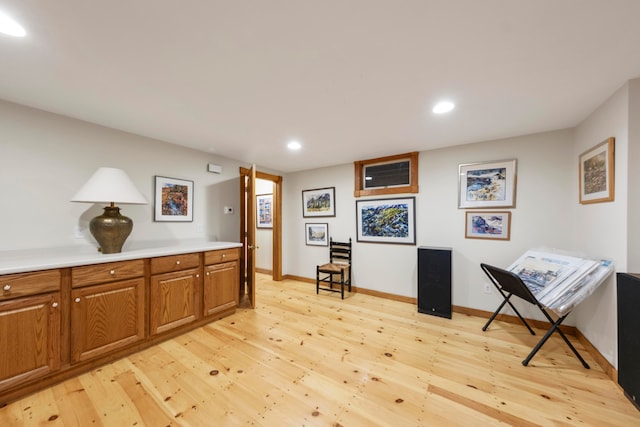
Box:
[204, 248, 240, 317]
[0, 293, 61, 393]
[70, 278, 145, 363]
[204, 262, 238, 317]
[1, 246, 240, 404]
[150, 268, 200, 335]
[70, 260, 146, 364]
[0, 269, 61, 394]
[149, 252, 201, 336]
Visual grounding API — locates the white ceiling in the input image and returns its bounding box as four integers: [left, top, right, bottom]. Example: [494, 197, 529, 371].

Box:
[2, 1, 640, 173]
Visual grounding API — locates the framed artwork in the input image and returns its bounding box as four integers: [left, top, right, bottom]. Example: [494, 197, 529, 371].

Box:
[256, 194, 273, 228]
[579, 137, 615, 204]
[302, 187, 336, 217]
[465, 211, 511, 240]
[458, 159, 517, 208]
[356, 197, 416, 245]
[154, 176, 193, 222]
[305, 223, 329, 246]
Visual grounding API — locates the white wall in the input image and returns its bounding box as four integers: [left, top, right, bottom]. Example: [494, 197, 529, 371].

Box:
[0, 100, 244, 251]
[283, 129, 575, 323]
[283, 164, 355, 280]
[423, 131, 575, 319]
[573, 81, 630, 367]
[627, 79, 640, 272]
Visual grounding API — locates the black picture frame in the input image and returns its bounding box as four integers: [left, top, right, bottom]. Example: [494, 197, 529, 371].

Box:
[302, 187, 336, 217]
[356, 196, 416, 245]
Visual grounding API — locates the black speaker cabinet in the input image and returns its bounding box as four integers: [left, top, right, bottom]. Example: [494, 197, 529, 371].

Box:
[617, 272, 640, 411]
[417, 247, 452, 319]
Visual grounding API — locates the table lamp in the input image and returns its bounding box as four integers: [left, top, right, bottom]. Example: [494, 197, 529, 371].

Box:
[72, 167, 147, 254]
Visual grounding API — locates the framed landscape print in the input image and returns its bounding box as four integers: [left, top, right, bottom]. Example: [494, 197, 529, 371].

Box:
[458, 159, 517, 208]
[302, 187, 336, 217]
[465, 211, 511, 240]
[256, 194, 273, 228]
[305, 223, 328, 246]
[154, 176, 193, 222]
[356, 197, 416, 244]
[579, 137, 615, 204]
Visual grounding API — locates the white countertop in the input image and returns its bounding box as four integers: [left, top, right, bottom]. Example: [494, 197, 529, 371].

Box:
[0, 239, 242, 275]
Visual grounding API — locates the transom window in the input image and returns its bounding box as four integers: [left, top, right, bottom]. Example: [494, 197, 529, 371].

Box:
[354, 152, 418, 197]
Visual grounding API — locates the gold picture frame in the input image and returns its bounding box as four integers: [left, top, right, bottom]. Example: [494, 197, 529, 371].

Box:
[465, 211, 511, 240]
[579, 137, 615, 204]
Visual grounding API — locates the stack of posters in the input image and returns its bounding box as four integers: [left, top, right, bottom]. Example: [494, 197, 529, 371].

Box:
[506, 249, 613, 316]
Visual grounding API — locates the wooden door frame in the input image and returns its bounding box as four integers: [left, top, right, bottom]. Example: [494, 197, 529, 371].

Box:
[256, 171, 282, 281]
[240, 168, 283, 281]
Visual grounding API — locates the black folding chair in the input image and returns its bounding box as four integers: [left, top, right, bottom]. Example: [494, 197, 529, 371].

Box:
[480, 263, 589, 368]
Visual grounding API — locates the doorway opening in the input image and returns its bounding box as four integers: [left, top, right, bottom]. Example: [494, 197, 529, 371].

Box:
[239, 167, 282, 309]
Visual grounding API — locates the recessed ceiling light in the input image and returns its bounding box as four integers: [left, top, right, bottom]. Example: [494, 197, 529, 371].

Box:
[287, 140, 301, 150]
[0, 11, 26, 37]
[433, 101, 455, 114]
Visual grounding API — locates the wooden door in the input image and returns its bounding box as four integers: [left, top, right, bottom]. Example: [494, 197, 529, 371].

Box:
[0, 293, 60, 392]
[149, 268, 199, 335]
[70, 278, 145, 363]
[240, 165, 256, 308]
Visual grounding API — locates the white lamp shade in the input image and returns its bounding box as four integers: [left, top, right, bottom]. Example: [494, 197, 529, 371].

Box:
[71, 167, 148, 204]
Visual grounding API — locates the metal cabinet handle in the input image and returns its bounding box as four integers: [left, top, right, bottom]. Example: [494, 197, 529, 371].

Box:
[222, 254, 226, 258]
[3, 284, 10, 291]
[176, 260, 181, 265]
[74, 297, 81, 303]
[52, 302, 58, 308]
[196, 274, 200, 278]
[206, 272, 210, 276]
[109, 270, 116, 275]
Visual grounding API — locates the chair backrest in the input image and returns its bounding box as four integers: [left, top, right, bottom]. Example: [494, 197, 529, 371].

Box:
[329, 238, 352, 265]
[480, 263, 538, 305]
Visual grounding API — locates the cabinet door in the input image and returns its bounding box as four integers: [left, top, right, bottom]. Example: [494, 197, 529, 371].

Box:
[203, 261, 238, 317]
[150, 268, 199, 335]
[71, 278, 145, 363]
[0, 293, 60, 393]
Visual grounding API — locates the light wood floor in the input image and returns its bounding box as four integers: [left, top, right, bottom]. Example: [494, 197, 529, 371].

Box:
[1, 274, 639, 426]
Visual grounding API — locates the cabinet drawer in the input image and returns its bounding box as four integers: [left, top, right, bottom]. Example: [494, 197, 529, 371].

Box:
[0, 269, 60, 301]
[72, 260, 144, 288]
[204, 248, 240, 265]
[150, 253, 200, 275]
